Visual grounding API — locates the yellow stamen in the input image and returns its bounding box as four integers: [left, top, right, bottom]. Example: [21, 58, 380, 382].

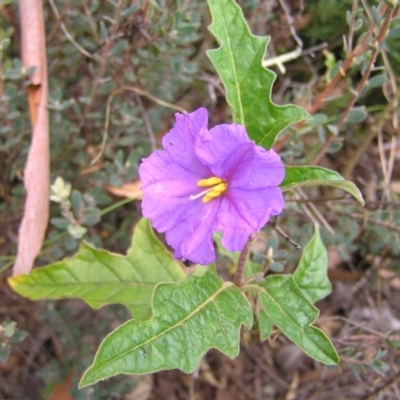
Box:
[190, 176, 228, 203]
[197, 177, 223, 187]
[207, 190, 223, 198]
[210, 183, 227, 192]
[202, 194, 214, 203]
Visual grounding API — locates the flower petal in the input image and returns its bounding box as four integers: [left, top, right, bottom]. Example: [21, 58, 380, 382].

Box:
[162, 108, 210, 176]
[195, 122, 284, 188]
[165, 198, 221, 265]
[216, 187, 284, 252]
[230, 146, 285, 189]
[194, 123, 250, 167]
[139, 107, 286, 265]
[139, 150, 204, 232]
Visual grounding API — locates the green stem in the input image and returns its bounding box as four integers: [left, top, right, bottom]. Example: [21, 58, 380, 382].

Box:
[100, 197, 135, 216]
[0, 260, 14, 274]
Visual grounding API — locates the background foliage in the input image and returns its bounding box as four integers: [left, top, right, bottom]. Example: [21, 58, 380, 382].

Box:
[1, 0, 400, 399]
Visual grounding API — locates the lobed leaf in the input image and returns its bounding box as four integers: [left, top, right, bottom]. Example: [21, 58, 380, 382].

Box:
[259, 275, 339, 365]
[79, 272, 253, 387]
[8, 219, 186, 320]
[281, 165, 365, 206]
[206, 0, 309, 149]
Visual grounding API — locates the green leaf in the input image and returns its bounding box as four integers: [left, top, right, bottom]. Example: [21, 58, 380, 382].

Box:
[206, 0, 309, 149]
[353, 18, 363, 31]
[81, 208, 101, 226]
[346, 108, 367, 124]
[294, 226, 331, 304]
[367, 74, 387, 88]
[50, 217, 70, 230]
[79, 273, 253, 387]
[0, 320, 27, 363]
[110, 40, 130, 57]
[257, 309, 273, 341]
[308, 113, 327, 126]
[8, 219, 186, 320]
[281, 165, 365, 206]
[388, 26, 400, 39]
[259, 275, 339, 365]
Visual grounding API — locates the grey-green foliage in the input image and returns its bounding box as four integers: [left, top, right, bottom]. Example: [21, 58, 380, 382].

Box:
[0, 30, 31, 178]
[1, 1, 209, 266]
[43, 1, 208, 249]
[0, 26, 33, 273]
[0, 320, 27, 363]
[46, 0, 207, 182]
[36, 302, 136, 400]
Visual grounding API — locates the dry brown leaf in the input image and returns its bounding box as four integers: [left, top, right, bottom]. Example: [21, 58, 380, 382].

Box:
[200, 360, 227, 389]
[389, 181, 400, 194]
[13, 0, 49, 276]
[327, 246, 342, 270]
[106, 180, 143, 200]
[378, 269, 400, 290]
[47, 375, 73, 400]
[124, 375, 153, 400]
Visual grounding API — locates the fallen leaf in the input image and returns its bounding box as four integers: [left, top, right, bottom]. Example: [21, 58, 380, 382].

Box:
[389, 181, 400, 194]
[47, 375, 73, 400]
[327, 246, 342, 270]
[106, 180, 142, 199]
[124, 375, 153, 400]
[379, 269, 400, 290]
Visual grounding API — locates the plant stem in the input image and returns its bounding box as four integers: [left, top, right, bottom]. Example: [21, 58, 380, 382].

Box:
[99, 197, 135, 216]
[269, 217, 301, 249]
[234, 234, 255, 287]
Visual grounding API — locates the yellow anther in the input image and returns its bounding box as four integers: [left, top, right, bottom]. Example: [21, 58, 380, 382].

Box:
[191, 176, 228, 203]
[207, 189, 223, 198]
[202, 194, 214, 203]
[211, 183, 227, 193]
[197, 177, 223, 187]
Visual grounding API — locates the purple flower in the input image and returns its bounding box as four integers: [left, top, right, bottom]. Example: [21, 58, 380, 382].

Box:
[139, 108, 285, 265]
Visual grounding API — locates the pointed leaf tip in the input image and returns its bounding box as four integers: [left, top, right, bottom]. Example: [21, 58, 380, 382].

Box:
[281, 165, 365, 206]
[8, 219, 185, 320]
[259, 275, 339, 365]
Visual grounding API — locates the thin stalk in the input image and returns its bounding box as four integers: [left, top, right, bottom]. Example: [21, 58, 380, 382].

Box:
[99, 197, 135, 216]
[234, 235, 255, 286]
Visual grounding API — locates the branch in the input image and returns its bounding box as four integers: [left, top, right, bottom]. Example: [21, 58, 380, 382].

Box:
[13, 0, 49, 275]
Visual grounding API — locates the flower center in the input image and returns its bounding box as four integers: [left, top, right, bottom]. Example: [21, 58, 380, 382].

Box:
[189, 176, 228, 203]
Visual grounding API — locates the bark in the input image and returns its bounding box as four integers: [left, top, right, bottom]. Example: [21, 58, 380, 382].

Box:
[13, 0, 49, 276]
